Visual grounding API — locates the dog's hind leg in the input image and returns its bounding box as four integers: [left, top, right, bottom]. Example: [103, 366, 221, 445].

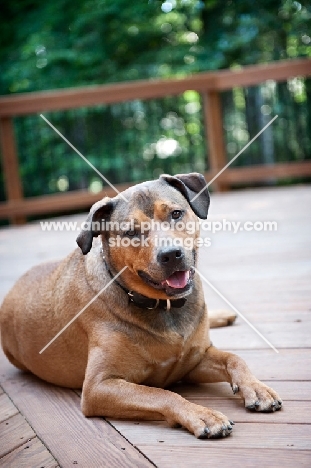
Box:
[2, 347, 29, 372]
[208, 309, 237, 328]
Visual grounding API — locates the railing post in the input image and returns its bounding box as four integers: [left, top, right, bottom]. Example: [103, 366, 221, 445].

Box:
[203, 91, 229, 191]
[0, 117, 25, 224]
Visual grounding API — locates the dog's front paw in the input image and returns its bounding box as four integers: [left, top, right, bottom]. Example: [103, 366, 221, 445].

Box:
[174, 404, 234, 439]
[196, 411, 234, 439]
[233, 379, 282, 412]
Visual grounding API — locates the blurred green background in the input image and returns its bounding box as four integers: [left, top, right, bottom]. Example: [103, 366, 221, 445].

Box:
[0, 0, 311, 202]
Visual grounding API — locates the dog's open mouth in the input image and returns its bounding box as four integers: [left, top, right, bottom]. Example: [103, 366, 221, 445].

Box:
[138, 268, 194, 296]
[161, 270, 190, 289]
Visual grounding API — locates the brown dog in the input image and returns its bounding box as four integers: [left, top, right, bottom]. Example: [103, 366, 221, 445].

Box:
[0, 173, 282, 439]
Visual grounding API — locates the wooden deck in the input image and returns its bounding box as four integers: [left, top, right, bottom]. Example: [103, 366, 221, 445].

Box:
[0, 185, 310, 467]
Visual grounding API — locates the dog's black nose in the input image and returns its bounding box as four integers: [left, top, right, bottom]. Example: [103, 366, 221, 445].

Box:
[157, 247, 184, 266]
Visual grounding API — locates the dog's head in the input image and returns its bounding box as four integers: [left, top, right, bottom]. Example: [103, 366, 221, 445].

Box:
[77, 172, 210, 300]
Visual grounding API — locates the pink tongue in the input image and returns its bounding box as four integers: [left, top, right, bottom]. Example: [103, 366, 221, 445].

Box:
[162, 271, 190, 289]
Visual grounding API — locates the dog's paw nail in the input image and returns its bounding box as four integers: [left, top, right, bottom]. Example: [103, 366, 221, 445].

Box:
[273, 400, 283, 411]
[255, 401, 260, 407]
[198, 427, 210, 439]
[229, 420, 235, 425]
[232, 384, 239, 394]
[278, 400, 283, 406]
[246, 404, 255, 410]
[227, 425, 233, 431]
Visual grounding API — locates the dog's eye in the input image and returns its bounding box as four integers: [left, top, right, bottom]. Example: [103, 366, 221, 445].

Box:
[125, 229, 137, 237]
[171, 210, 182, 220]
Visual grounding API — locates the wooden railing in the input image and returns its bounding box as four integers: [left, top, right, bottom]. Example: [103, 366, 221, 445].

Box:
[0, 58, 311, 223]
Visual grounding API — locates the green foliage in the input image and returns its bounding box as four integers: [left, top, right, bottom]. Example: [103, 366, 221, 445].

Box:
[0, 0, 310, 204]
[1, 0, 310, 94]
[199, 0, 311, 69]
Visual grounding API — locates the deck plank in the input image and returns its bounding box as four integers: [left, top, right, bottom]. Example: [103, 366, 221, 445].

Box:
[137, 447, 311, 468]
[109, 420, 311, 450]
[209, 321, 311, 349]
[0, 413, 35, 458]
[1, 371, 153, 468]
[0, 438, 59, 468]
[0, 392, 18, 423]
[201, 308, 311, 349]
[220, 348, 311, 381]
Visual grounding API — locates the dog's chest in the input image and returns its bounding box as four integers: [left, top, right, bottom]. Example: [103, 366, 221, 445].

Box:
[144, 343, 204, 387]
[159, 356, 180, 368]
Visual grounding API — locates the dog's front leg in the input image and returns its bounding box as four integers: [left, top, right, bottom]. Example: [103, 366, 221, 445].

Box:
[184, 345, 282, 412]
[81, 346, 234, 438]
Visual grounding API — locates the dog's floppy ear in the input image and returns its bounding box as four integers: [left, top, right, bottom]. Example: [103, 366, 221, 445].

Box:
[160, 172, 210, 219]
[76, 197, 114, 255]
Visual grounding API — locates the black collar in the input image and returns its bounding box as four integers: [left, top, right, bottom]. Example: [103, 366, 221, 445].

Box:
[128, 291, 187, 310]
[104, 260, 187, 311]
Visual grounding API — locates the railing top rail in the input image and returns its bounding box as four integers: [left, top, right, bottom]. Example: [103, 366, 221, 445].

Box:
[0, 57, 310, 117]
[0, 74, 218, 117]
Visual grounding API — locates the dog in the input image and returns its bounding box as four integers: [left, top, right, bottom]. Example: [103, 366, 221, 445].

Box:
[0, 172, 282, 438]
